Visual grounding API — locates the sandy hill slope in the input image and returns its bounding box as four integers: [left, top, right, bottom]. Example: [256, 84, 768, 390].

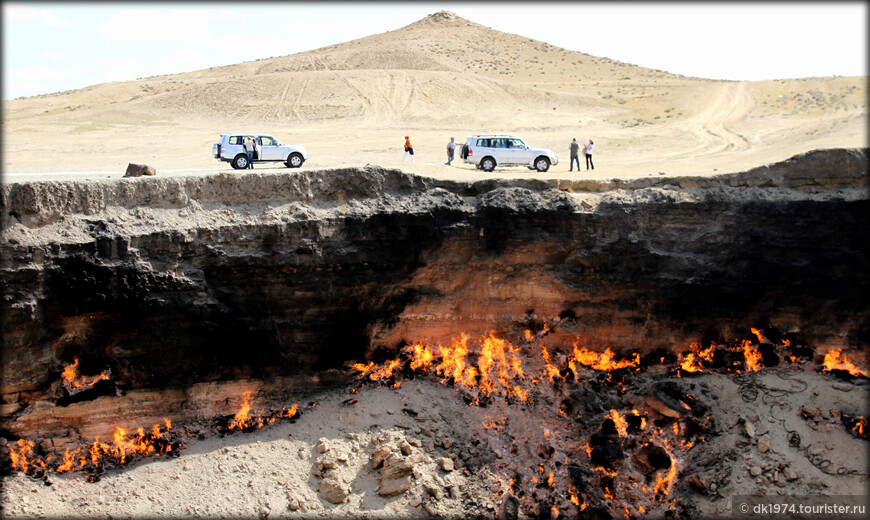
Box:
[2, 11, 866, 178]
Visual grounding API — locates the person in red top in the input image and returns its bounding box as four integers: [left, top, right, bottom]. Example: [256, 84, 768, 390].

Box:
[402, 136, 415, 164]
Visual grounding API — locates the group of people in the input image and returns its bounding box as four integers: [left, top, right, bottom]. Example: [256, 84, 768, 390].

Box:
[403, 135, 595, 171]
[569, 138, 594, 171]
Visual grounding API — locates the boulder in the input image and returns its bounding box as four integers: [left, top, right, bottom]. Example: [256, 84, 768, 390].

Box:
[124, 163, 156, 177]
[381, 453, 413, 480]
[372, 444, 394, 469]
[378, 475, 411, 497]
[318, 477, 349, 504]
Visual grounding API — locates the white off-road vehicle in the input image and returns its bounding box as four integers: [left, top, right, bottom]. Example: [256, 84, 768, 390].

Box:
[213, 132, 308, 170]
[460, 135, 558, 172]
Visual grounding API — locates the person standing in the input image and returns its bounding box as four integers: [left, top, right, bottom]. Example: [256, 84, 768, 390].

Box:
[244, 136, 256, 169]
[585, 140, 594, 170]
[569, 138, 580, 171]
[445, 137, 458, 166]
[403, 135, 415, 164]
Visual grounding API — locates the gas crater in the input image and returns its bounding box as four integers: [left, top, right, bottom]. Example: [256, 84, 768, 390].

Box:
[1, 148, 868, 517]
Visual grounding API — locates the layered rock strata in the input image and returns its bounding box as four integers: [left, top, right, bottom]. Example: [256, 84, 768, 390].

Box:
[1, 148, 868, 441]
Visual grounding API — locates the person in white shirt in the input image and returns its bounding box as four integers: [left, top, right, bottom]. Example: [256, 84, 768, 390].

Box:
[585, 140, 594, 170]
[243, 137, 256, 169]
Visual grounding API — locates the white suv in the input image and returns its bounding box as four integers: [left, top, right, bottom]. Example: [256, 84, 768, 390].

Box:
[213, 132, 308, 170]
[460, 135, 558, 172]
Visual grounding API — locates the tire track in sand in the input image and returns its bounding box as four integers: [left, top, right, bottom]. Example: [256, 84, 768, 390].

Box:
[662, 82, 754, 161]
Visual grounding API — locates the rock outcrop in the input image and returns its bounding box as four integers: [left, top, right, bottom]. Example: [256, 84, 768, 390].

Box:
[1, 148, 867, 442]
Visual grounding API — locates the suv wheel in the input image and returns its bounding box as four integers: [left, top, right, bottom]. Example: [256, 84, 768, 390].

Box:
[286, 153, 304, 168]
[534, 157, 551, 172]
[232, 154, 248, 170]
[481, 157, 496, 172]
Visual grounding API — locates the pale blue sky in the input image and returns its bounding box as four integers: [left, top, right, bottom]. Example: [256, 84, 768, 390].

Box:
[3, 2, 867, 100]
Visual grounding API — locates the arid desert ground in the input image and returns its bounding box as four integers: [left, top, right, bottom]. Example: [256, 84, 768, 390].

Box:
[2, 11, 866, 183]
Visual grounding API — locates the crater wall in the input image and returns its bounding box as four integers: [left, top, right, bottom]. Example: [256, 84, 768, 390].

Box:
[1, 148, 867, 441]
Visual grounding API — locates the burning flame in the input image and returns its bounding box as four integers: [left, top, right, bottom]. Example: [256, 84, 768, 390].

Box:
[10, 418, 176, 478]
[477, 333, 528, 401]
[408, 343, 434, 371]
[358, 332, 536, 403]
[609, 409, 628, 436]
[569, 486, 581, 506]
[88, 420, 174, 466]
[632, 409, 648, 430]
[61, 357, 111, 391]
[679, 343, 716, 373]
[11, 393, 302, 479]
[228, 391, 254, 430]
[751, 327, 765, 343]
[227, 391, 300, 431]
[351, 359, 402, 386]
[822, 349, 868, 378]
[742, 340, 763, 372]
[540, 345, 561, 383]
[9, 439, 44, 474]
[653, 459, 677, 496]
[569, 345, 640, 374]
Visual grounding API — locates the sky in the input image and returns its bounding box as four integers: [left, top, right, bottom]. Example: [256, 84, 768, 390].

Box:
[3, 1, 867, 100]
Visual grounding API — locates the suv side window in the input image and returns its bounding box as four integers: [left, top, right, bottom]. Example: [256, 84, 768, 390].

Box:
[229, 136, 243, 145]
[477, 138, 490, 148]
[260, 136, 276, 146]
[491, 138, 507, 148]
[507, 138, 524, 149]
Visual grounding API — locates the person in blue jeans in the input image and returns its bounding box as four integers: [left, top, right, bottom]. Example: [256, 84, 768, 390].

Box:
[244, 136, 256, 169]
[569, 138, 580, 171]
[446, 137, 457, 165]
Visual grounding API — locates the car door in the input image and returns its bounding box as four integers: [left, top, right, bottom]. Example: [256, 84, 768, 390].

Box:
[504, 138, 528, 165]
[488, 138, 509, 164]
[257, 135, 281, 161]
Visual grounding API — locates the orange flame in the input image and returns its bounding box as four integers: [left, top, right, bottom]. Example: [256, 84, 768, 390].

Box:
[631, 409, 648, 430]
[653, 462, 677, 496]
[822, 349, 868, 377]
[87, 420, 174, 466]
[61, 357, 111, 391]
[540, 345, 562, 383]
[679, 342, 716, 373]
[228, 391, 254, 430]
[435, 333, 478, 388]
[351, 359, 401, 383]
[9, 439, 41, 473]
[652, 441, 677, 496]
[54, 446, 89, 473]
[751, 328, 765, 343]
[609, 409, 628, 436]
[407, 343, 434, 371]
[569, 486, 581, 506]
[569, 345, 640, 374]
[742, 340, 763, 372]
[477, 333, 528, 401]
[226, 392, 298, 431]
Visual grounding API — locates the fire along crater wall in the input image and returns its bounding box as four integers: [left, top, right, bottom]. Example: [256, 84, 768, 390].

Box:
[1, 149, 868, 439]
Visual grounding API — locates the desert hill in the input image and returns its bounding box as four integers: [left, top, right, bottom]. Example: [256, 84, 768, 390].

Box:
[2, 11, 866, 178]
